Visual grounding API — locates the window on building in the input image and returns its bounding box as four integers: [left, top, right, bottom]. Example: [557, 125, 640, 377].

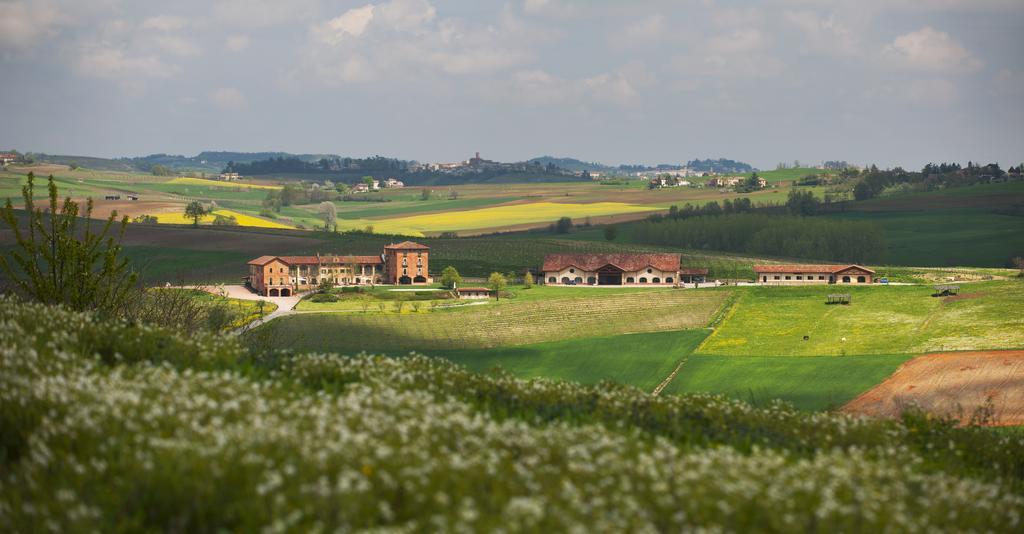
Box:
[548, 277, 556, 283]
[857, 276, 866, 283]
[796, 276, 802, 280]
[569, 268, 575, 274]
[561, 277, 570, 284]
[647, 268, 652, 274]
[842, 276, 851, 283]
[639, 277, 648, 283]
[774, 275, 780, 280]
[652, 277, 661, 283]
[574, 277, 583, 284]
[587, 276, 596, 285]
[666, 277, 673, 283]
[818, 276, 825, 280]
[785, 276, 791, 280]
[626, 277, 635, 283]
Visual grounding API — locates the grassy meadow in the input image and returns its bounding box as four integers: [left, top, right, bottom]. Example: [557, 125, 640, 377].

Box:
[264, 288, 728, 352]
[430, 329, 710, 391]
[697, 281, 1024, 356]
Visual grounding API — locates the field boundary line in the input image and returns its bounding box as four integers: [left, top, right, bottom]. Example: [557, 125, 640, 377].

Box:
[652, 356, 688, 396]
[694, 291, 740, 354]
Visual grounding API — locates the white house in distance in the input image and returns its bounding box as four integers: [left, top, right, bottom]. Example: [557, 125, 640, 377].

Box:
[383, 178, 405, 188]
[753, 264, 876, 285]
[542, 253, 696, 286]
[219, 172, 240, 181]
[456, 286, 491, 299]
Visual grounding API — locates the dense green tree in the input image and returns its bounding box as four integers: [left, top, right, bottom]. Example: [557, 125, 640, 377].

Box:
[488, 272, 507, 301]
[318, 201, 337, 231]
[523, 271, 533, 289]
[0, 173, 137, 316]
[604, 225, 618, 241]
[440, 266, 462, 289]
[184, 201, 207, 226]
[150, 164, 172, 176]
[553, 216, 573, 234]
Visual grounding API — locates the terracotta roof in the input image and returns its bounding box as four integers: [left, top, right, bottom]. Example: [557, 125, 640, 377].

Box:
[247, 255, 280, 266]
[249, 255, 383, 266]
[542, 253, 681, 272]
[458, 287, 491, 292]
[679, 268, 709, 275]
[753, 264, 875, 274]
[384, 241, 429, 250]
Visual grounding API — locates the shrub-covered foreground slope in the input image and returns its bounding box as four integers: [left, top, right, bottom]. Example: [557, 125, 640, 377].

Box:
[2, 300, 1023, 531]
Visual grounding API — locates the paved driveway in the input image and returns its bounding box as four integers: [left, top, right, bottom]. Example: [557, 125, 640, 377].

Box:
[200, 285, 304, 334]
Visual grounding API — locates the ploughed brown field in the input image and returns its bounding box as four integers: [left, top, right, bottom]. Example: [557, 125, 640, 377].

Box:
[843, 351, 1024, 426]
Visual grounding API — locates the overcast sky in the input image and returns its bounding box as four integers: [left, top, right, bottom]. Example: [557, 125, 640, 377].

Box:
[0, 0, 1021, 169]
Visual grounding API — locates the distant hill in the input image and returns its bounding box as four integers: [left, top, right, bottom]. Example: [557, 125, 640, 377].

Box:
[527, 156, 616, 173]
[686, 158, 755, 174]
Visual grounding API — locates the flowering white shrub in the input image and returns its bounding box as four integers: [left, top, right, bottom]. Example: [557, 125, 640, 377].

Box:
[1, 299, 1022, 531]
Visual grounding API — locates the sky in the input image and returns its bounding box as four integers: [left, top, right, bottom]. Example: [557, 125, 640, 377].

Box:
[0, 0, 1022, 170]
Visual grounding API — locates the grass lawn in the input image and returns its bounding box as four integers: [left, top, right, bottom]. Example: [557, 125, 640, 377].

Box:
[698, 281, 1024, 356]
[428, 329, 709, 391]
[258, 288, 729, 352]
[662, 354, 913, 411]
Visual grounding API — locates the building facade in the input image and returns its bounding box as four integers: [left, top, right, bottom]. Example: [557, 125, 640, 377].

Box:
[542, 253, 693, 286]
[753, 264, 875, 285]
[247, 241, 432, 296]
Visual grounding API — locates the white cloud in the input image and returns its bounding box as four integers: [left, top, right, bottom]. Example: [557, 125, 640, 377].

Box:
[883, 27, 981, 71]
[211, 87, 249, 110]
[509, 64, 650, 108]
[314, 5, 376, 44]
[0, 1, 65, 50]
[154, 35, 201, 57]
[613, 14, 666, 48]
[303, 0, 533, 84]
[522, 0, 579, 18]
[784, 11, 859, 56]
[76, 46, 177, 80]
[225, 34, 250, 52]
[141, 15, 189, 32]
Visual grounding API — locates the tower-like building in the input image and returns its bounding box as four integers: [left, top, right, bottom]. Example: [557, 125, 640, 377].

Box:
[384, 241, 432, 285]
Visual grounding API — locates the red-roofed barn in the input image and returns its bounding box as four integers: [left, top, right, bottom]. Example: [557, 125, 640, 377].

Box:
[541, 253, 702, 286]
[753, 264, 875, 285]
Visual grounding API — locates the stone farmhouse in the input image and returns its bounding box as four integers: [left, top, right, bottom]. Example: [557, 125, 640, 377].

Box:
[247, 241, 432, 296]
[542, 253, 707, 286]
[753, 264, 875, 285]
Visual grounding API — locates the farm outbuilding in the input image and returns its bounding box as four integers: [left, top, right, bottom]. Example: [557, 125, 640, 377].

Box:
[541, 253, 697, 286]
[754, 264, 875, 285]
[457, 287, 491, 299]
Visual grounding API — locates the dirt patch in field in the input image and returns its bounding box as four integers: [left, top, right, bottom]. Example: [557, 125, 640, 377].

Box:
[88, 200, 182, 220]
[843, 351, 1024, 426]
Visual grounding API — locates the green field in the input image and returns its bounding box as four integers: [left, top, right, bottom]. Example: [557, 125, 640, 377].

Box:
[832, 207, 1024, 268]
[263, 288, 728, 352]
[429, 329, 709, 391]
[663, 354, 913, 410]
[698, 281, 1024, 356]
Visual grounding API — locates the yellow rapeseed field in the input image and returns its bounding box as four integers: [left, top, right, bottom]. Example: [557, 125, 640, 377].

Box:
[338, 202, 659, 236]
[152, 209, 294, 229]
[166, 177, 282, 190]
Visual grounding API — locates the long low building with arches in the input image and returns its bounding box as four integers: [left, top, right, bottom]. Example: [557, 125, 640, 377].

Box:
[541, 253, 702, 286]
[247, 241, 432, 296]
[753, 264, 875, 285]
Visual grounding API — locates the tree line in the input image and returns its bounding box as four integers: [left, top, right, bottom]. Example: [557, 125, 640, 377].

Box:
[853, 162, 1021, 201]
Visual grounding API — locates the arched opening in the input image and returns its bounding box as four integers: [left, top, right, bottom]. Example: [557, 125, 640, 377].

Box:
[586, 276, 596, 285]
[548, 277, 556, 283]
[399, 275, 412, 285]
[640, 277, 648, 284]
[842, 276, 851, 283]
[652, 277, 661, 283]
[280, 288, 291, 297]
[413, 275, 427, 283]
[269, 288, 280, 297]
[561, 277, 570, 284]
[857, 276, 866, 283]
[574, 277, 583, 284]
[666, 277, 673, 283]
[626, 277, 635, 283]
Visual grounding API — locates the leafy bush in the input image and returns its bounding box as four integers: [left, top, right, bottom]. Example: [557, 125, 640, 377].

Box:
[309, 293, 339, 303]
[2, 300, 1022, 532]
